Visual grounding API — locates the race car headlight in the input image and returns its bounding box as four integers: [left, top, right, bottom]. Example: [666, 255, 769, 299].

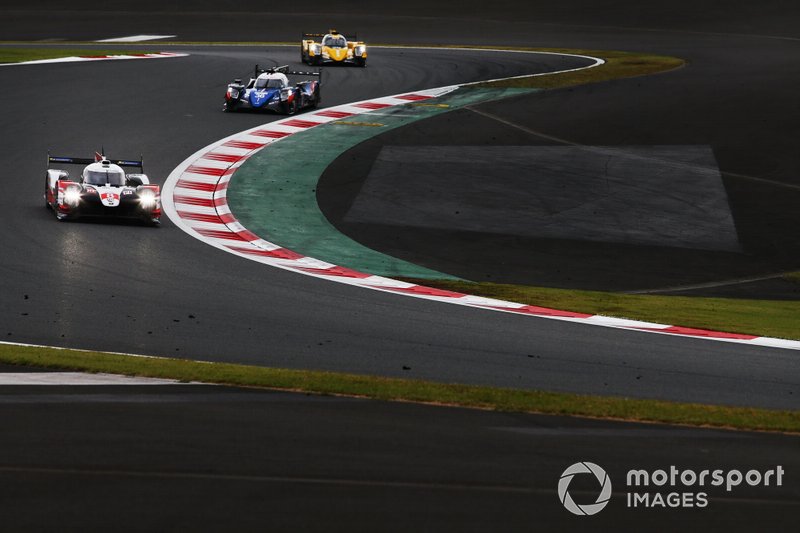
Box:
[63, 187, 81, 206]
[139, 190, 157, 209]
[226, 88, 238, 100]
[355, 46, 365, 56]
[312, 44, 321, 54]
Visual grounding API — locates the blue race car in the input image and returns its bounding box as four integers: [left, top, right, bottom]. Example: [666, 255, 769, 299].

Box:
[224, 65, 321, 114]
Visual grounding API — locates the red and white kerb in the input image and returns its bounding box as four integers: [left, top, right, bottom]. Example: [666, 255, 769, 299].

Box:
[163, 84, 800, 352]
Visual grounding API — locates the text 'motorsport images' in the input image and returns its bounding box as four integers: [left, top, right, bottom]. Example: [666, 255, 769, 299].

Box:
[44, 152, 161, 225]
[223, 64, 321, 114]
[301, 29, 367, 67]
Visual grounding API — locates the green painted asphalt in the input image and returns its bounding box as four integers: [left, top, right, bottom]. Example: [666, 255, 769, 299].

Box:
[226, 87, 536, 279]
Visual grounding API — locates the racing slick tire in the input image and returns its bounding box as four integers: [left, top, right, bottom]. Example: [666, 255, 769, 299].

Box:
[311, 86, 321, 108]
[283, 97, 298, 115]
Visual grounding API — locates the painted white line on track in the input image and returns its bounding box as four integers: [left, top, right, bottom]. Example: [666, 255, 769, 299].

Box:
[0, 372, 195, 386]
[0, 52, 188, 67]
[96, 35, 177, 42]
[161, 47, 800, 352]
[0, 339, 168, 359]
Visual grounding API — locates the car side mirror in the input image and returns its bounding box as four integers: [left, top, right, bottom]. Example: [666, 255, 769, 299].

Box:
[127, 176, 144, 187]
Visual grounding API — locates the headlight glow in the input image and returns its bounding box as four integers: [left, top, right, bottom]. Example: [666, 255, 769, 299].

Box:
[64, 187, 81, 206]
[139, 190, 157, 209]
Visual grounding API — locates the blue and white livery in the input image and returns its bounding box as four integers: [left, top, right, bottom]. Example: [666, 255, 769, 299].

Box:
[224, 65, 321, 115]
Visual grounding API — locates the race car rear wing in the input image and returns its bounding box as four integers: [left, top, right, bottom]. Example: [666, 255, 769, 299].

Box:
[302, 31, 358, 41]
[254, 64, 321, 79]
[48, 152, 144, 172]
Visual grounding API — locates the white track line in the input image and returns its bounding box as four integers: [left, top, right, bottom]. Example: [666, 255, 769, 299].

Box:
[0, 52, 188, 67]
[96, 35, 176, 43]
[0, 372, 194, 385]
[162, 48, 800, 352]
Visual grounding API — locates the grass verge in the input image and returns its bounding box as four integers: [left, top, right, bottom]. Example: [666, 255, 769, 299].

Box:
[784, 271, 800, 284]
[0, 48, 158, 64]
[0, 343, 797, 433]
[397, 278, 800, 340]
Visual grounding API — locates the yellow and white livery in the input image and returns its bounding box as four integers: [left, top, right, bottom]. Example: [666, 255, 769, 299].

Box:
[301, 30, 367, 67]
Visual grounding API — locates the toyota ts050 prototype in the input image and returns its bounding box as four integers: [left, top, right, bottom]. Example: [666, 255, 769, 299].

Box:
[45, 152, 161, 225]
[301, 30, 367, 67]
[224, 65, 321, 114]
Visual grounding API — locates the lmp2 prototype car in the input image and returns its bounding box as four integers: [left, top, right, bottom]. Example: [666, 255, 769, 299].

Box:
[301, 30, 367, 67]
[224, 65, 321, 114]
[44, 152, 161, 225]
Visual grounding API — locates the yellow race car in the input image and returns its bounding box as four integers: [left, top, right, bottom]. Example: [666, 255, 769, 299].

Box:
[301, 30, 367, 67]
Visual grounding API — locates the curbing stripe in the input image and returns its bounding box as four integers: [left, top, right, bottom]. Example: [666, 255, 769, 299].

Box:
[162, 49, 800, 351]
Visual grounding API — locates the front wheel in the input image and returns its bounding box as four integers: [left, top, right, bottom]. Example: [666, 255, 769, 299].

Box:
[283, 97, 298, 115]
[311, 87, 321, 108]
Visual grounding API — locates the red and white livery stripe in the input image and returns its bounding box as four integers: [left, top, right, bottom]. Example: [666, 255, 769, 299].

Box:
[163, 51, 800, 351]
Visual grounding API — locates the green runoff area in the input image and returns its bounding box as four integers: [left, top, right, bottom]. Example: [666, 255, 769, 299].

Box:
[1, 343, 798, 433]
[0, 48, 159, 63]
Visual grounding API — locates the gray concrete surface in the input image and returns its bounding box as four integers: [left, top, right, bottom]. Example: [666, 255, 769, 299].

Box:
[345, 145, 740, 251]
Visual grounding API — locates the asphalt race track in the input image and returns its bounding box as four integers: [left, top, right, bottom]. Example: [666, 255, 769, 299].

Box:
[0, 43, 796, 409]
[1, 1, 799, 530]
[0, 366, 798, 531]
[2, 2, 800, 406]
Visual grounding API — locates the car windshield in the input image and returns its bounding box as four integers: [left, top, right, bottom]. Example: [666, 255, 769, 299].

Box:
[85, 169, 125, 186]
[255, 78, 283, 89]
[323, 36, 346, 48]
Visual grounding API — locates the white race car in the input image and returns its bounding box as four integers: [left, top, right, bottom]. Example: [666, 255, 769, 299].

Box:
[44, 152, 161, 225]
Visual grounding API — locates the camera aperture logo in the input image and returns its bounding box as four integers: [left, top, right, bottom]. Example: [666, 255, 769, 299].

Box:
[558, 462, 785, 514]
[558, 462, 612, 516]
